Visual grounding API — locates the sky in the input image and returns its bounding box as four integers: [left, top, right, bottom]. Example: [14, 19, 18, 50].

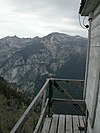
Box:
[0, 0, 88, 38]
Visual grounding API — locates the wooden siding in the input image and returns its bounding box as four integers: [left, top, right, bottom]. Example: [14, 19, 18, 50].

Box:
[85, 3, 100, 133]
[86, 46, 99, 114]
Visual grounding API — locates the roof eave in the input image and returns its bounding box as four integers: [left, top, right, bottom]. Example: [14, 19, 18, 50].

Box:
[79, 0, 100, 16]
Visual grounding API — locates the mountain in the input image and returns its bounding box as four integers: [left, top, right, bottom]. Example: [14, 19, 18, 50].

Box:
[0, 32, 87, 95]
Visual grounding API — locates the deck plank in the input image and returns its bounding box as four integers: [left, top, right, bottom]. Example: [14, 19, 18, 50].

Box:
[57, 115, 65, 133]
[72, 115, 80, 133]
[49, 114, 59, 133]
[41, 114, 85, 133]
[66, 115, 72, 133]
[79, 116, 84, 127]
[78, 116, 85, 133]
[82, 116, 85, 125]
[41, 117, 51, 133]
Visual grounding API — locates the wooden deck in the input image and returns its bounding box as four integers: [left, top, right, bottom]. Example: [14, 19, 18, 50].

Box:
[41, 114, 85, 133]
[10, 79, 85, 133]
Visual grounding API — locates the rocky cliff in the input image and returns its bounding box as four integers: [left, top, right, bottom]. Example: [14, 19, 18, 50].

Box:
[0, 32, 87, 95]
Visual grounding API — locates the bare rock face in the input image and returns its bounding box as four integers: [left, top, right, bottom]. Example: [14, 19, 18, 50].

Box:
[0, 32, 87, 94]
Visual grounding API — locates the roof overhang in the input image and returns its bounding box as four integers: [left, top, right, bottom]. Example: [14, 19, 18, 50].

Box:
[79, 0, 100, 16]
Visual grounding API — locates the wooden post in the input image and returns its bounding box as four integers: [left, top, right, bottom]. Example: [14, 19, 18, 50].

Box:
[41, 89, 46, 113]
[48, 80, 53, 117]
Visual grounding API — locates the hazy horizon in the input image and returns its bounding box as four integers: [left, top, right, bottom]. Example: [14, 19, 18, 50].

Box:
[0, 32, 88, 40]
[0, 0, 88, 38]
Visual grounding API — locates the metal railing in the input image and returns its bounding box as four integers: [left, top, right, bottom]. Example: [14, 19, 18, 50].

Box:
[10, 78, 85, 133]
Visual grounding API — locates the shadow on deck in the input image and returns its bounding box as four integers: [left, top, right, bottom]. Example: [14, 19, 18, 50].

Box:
[10, 78, 86, 133]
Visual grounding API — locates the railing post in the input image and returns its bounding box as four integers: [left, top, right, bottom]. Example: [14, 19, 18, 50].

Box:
[41, 89, 46, 112]
[48, 79, 53, 117]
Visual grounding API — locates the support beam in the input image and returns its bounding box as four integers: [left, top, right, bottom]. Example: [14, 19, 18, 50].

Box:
[52, 98, 85, 105]
[53, 81, 85, 115]
[50, 78, 84, 84]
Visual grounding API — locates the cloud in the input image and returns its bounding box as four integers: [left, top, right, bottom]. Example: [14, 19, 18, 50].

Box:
[0, 0, 87, 38]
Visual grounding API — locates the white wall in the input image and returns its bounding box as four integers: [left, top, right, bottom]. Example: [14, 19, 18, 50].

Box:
[86, 3, 100, 133]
